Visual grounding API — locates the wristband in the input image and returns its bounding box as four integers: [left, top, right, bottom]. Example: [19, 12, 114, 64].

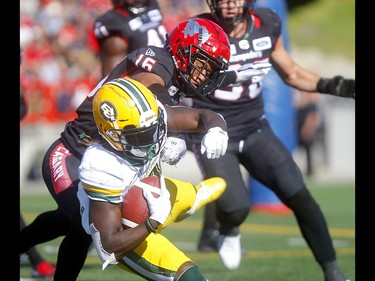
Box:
[145, 218, 158, 233]
[316, 77, 332, 94]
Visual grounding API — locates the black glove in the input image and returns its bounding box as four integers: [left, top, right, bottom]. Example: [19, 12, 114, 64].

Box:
[317, 76, 355, 99]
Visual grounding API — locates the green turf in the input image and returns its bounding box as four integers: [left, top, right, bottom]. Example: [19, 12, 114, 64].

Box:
[288, 0, 355, 61]
[20, 181, 355, 280]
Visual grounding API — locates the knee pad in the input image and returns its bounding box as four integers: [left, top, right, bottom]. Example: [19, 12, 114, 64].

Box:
[217, 207, 249, 235]
[176, 264, 207, 281]
[284, 188, 319, 214]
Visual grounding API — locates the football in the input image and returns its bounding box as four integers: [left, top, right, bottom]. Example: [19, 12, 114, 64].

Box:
[121, 175, 161, 229]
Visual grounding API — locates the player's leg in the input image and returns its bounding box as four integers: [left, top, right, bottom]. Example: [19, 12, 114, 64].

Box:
[41, 139, 93, 281]
[20, 215, 56, 278]
[116, 233, 208, 281]
[53, 188, 93, 281]
[160, 176, 226, 226]
[192, 142, 250, 270]
[197, 202, 219, 252]
[187, 144, 220, 252]
[242, 120, 348, 281]
[20, 209, 69, 253]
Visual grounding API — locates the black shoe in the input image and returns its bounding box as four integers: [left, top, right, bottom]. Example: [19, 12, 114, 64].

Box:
[198, 228, 219, 252]
[323, 261, 350, 281]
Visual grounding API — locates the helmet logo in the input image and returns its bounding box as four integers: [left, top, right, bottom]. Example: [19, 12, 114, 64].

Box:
[139, 110, 157, 128]
[183, 20, 211, 46]
[99, 101, 117, 122]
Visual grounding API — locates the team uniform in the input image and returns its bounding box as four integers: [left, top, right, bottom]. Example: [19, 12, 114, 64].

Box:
[20, 46, 178, 281]
[187, 8, 338, 270]
[20, 18, 232, 281]
[76, 102, 205, 280]
[93, 0, 167, 53]
[62, 46, 176, 158]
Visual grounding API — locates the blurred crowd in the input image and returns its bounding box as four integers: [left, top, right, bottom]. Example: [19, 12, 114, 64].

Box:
[20, 0, 207, 124]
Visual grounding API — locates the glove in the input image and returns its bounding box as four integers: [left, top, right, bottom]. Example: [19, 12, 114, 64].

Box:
[200, 127, 229, 159]
[235, 62, 272, 83]
[143, 176, 171, 225]
[160, 136, 187, 166]
[317, 76, 355, 99]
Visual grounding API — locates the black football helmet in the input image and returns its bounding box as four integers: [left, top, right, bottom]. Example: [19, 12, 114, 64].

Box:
[112, 0, 151, 15]
[206, 0, 255, 25]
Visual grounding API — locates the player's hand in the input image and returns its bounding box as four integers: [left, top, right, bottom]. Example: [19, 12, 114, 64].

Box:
[143, 176, 171, 225]
[235, 62, 272, 83]
[317, 76, 355, 99]
[160, 136, 187, 166]
[201, 127, 229, 159]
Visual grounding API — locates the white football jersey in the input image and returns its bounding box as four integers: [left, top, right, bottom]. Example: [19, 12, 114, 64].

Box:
[77, 102, 167, 234]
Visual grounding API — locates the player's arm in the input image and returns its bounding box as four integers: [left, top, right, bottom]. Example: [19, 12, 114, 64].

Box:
[100, 36, 129, 78]
[271, 36, 355, 99]
[87, 181, 171, 267]
[88, 198, 151, 263]
[271, 36, 320, 91]
[165, 105, 227, 133]
[127, 71, 178, 104]
[165, 106, 228, 159]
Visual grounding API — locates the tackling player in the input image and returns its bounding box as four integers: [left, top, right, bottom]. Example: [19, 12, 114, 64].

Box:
[20, 18, 242, 281]
[77, 77, 228, 280]
[185, 1, 354, 281]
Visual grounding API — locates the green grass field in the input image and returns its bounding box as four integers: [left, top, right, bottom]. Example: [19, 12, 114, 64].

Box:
[288, 0, 355, 61]
[20, 181, 355, 281]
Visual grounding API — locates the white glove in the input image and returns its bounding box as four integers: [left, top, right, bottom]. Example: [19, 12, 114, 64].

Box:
[143, 176, 171, 225]
[235, 62, 272, 83]
[200, 127, 229, 159]
[160, 136, 187, 166]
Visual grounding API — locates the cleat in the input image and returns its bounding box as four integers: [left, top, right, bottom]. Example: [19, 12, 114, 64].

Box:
[198, 227, 219, 252]
[31, 261, 56, 278]
[323, 261, 350, 281]
[324, 269, 351, 281]
[176, 177, 226, 221]
[217, 234, 241, 270]
[188, 177, 226, 215]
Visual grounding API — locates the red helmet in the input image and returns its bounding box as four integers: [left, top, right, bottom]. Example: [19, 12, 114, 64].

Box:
[165, 18, 230, 98]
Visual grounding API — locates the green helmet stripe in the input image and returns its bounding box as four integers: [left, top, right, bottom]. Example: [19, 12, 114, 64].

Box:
[109, 79, 152, 114]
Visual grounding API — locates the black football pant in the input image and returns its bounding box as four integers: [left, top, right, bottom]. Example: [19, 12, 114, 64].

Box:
[190, 119, 336, 265]
[20, 139, 92, 281]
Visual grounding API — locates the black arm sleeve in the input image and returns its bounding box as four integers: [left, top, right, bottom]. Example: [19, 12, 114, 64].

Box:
[148, 83, 178, 106]
[148, 83, 183, 138]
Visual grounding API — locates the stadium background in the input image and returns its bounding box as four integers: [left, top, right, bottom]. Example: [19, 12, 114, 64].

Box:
[20, 0, 355, 191]
[20, 0, 355, 280]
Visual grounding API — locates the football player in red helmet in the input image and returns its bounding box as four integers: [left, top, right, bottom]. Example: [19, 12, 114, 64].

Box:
[20, 18, 234, 281]
[184, 1, 354, 280]
[165, 18, 230, 98]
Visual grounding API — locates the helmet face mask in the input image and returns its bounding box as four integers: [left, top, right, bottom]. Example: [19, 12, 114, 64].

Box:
[112, 0, 151, 15]
[165, 18, 230, 98]
[206, 0, 255, 26]
[93, 77, 166, 162]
